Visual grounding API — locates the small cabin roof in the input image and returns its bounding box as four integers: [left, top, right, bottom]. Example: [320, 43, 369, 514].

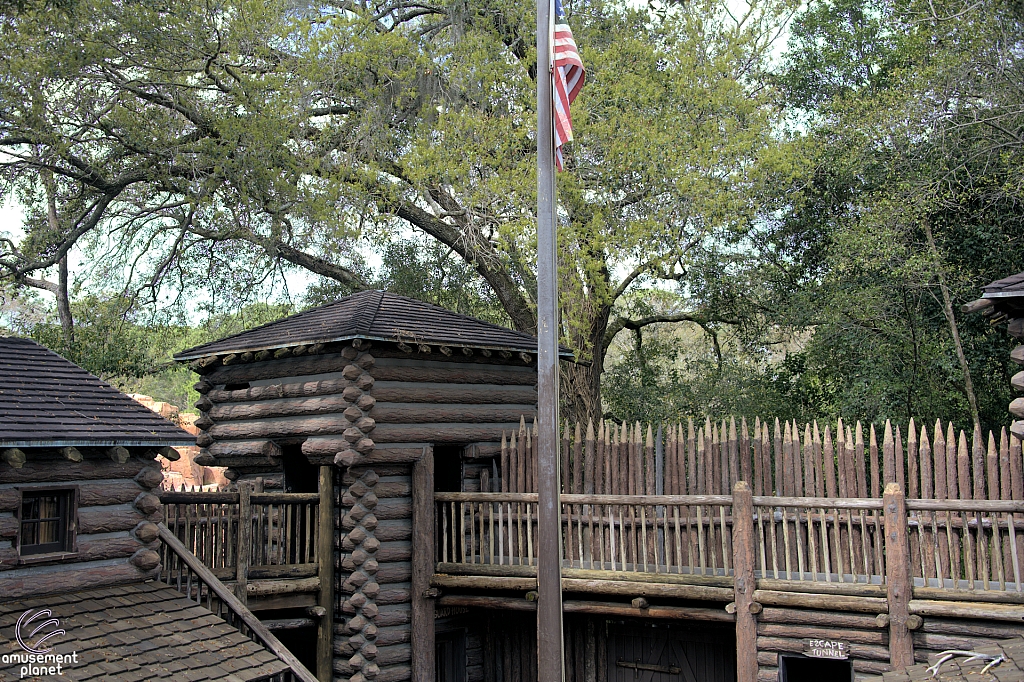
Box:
[983, 271, 1024, 298]
[0, 337, 195, 448]
[175, 290, 574, 361]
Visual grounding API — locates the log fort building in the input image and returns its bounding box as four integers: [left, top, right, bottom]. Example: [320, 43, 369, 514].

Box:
[162, 284, 1024, 682]
[0, 336, 315, 681]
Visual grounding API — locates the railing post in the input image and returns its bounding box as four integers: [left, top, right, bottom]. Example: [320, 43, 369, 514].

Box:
[317, 465, 335, 682]
[883, 482, 914, 670]
[411, 446, 436, 682]
[732, 481, 757, 682]
[236, 481, 251, 606]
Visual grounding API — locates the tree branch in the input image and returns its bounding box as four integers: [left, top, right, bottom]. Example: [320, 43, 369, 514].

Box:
[604, 311, 741, 349]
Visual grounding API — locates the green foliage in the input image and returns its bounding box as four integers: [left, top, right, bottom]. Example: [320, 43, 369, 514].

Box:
[3, 0, 1020, 431]
[1, 291, 295, 411]
[601, 0, 1024, 429]
[373, 237, 510, 326]
[0, 0, 796, 421]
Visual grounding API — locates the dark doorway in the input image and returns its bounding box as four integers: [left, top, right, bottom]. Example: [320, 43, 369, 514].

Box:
[434, 446, 464, 493]
[780, 655, 853, 682]
[282, 443, 318, 493]
[261, 611, 317, 673]
[436, 629, 467, 682]
[609, 621, 735, 682]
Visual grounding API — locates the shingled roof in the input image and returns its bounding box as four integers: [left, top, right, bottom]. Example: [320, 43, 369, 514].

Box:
[175, 290, 573, 360]
[0, 582, 290, 681]
[0, 337, 195, 448]
[984, 272, 1024, 298]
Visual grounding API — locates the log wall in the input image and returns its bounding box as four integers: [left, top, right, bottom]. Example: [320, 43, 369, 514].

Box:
[911, 616, 1024, 663]
[193, 341, 537, 478]
[0, 451, 164, 597]
[755, 607, 890, 681]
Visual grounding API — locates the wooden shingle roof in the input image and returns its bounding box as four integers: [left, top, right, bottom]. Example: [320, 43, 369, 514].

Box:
[0, 337, 194, 448]
[0, 582, 290, 681]
[175, 290, 573, 360]
[983, 272, 1024, 298]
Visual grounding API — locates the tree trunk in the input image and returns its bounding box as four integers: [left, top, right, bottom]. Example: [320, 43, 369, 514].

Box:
[560, 304, 612, 425]
[43, 169, 74, 346]
[57, 254, 74, 346]
[925, 219, 980, 431]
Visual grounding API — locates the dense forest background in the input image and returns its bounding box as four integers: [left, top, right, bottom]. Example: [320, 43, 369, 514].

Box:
[0, 0, 1021, 431]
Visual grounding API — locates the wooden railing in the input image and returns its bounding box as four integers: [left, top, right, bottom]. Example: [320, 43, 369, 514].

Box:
[159, 487, 320, 582]
[752, 496, 885, 584]
[907, 498, 1024, 591]
[560, 494, 734, 575]
[156, 523, 319, 682]
[435, 491, 1024, 596]
[437, 492, 537, 566]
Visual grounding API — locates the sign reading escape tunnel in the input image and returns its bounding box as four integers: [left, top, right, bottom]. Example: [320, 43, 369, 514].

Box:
[803, 639, 850, 660]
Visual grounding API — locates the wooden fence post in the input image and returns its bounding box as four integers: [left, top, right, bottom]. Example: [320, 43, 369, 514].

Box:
[732, 481, 757, 682]
[316, 465, 335, 682]
[235, 481, 251, 606]
[883, 482, 914, 670]
[411, 447, 436, 682]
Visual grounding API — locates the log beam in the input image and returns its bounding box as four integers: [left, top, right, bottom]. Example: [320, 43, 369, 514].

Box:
[732, 481, 757, 682]
[884, 482, 914, 670]
[0, 560, 158, 599]
[751, 590, 888, 614]
[411, 447, 435, 682]
[316, 466, 334, 682]
[433, 594, 735, 621]
[107, 446, 130, 464]
[1, 448, 26, 469]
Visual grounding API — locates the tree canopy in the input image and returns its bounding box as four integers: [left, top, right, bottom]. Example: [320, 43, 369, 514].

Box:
[0, 0, 1021, 429]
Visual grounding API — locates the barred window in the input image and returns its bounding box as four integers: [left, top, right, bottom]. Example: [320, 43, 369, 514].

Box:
[19, 489, 76, 556]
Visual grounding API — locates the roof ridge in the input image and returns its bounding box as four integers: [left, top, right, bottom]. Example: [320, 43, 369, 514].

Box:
[360, 290, 386, 335]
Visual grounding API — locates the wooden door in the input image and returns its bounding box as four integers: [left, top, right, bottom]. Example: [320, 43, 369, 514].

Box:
[608, 622, 736, 682]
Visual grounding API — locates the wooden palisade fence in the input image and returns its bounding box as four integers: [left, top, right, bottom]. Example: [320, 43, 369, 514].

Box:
[492, 416, 1024, 506]
[431, 418, 1024, 678]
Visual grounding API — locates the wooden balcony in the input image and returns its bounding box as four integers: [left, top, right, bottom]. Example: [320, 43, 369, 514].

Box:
[432, 490, 1024, 621]
[157, 471, 336, 682]
[160, 486, 323, 612]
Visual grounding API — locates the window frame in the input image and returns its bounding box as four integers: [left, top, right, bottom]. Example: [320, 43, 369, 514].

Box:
[16, 485, 79, 562]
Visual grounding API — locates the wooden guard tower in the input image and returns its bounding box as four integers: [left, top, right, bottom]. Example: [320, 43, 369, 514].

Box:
[173, 290, 567, 682]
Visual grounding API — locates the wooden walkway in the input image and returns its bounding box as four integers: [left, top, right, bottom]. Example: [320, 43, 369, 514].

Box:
[436, 490, 1024, 596]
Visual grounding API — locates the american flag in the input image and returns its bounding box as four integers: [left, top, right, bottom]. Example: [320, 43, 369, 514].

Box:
[552, 0, 584, 171]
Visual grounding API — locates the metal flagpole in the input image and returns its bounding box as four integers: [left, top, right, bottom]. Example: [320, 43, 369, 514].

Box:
[536, 0, 564, 674]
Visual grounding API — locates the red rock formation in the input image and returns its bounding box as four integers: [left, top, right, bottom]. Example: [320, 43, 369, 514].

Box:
[128, 394, 229, 489]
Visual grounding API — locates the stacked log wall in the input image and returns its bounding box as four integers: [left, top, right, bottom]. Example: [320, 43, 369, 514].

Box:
[911, 617, 1024, 664]
[365, 349, 537, 459]
[195, 343, 537, 476]
[0, 453, 164, 598]
[754, 607, 890, 681]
